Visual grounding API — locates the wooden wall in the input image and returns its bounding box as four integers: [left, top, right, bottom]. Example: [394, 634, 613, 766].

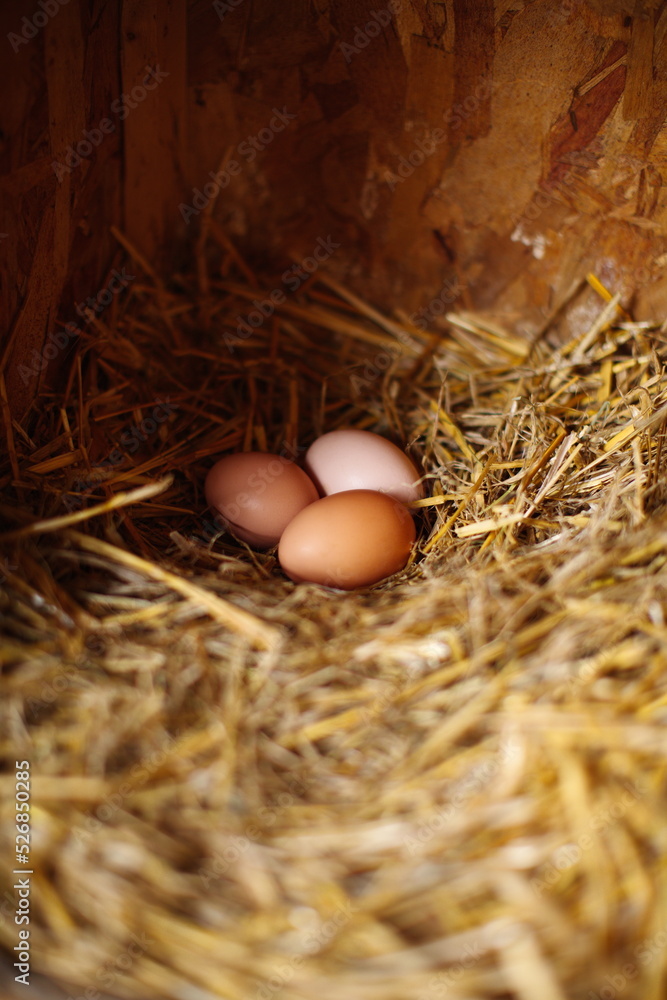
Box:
[2, 0, 667, 421]
[0, 0, 188, 421]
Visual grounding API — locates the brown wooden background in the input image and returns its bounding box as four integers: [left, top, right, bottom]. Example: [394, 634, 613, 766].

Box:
[2, 0, 667, 421]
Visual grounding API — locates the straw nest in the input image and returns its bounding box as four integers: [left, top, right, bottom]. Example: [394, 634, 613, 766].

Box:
[2, 227, 667, 1000]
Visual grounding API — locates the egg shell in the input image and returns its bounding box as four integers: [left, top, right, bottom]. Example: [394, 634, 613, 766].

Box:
[278, 489, 416, 589]
[304, 429, 424, 504]
[205, 452, 319, 548]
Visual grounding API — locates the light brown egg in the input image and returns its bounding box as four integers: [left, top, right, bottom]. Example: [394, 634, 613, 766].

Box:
[304, 429, 424, 504]
[204, 452, 318, 548]
[278, 489, 416, 589]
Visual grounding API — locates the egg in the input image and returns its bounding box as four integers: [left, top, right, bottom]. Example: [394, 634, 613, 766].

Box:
[205, 452, 319, 548]
[304, 429, 424, 504]
[278, 489, 416, 589]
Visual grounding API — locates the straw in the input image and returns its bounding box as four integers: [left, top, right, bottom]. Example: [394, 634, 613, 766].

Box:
[2, 227, 667, 1000]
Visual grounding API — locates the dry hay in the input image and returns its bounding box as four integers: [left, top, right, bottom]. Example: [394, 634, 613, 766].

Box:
[1, 227, 667, 1000]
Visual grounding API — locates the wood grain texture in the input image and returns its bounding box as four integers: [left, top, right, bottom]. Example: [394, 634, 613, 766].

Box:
[121, 0, 189, 265]
[623, 8, 655, 120]
[332, 0, 409, 135]
[548, 41, 628, 185]
[2, 0, 85, 419]
[5, 0, 667, 421]
[1, 0, 123, 421]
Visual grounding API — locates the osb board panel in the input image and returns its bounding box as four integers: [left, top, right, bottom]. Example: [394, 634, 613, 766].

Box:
[186, 0, 453, 292]
[4, 0, 667, 422]
[186, 0, 667, 332]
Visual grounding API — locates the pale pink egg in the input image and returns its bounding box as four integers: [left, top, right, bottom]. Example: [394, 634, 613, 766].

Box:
[304, 429, 423, 504]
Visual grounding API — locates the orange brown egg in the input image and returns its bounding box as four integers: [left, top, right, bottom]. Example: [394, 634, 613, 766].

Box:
[278, 489, 416, 589]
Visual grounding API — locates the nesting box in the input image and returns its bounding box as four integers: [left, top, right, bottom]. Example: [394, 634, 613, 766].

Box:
[2, 2, 667, 999]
